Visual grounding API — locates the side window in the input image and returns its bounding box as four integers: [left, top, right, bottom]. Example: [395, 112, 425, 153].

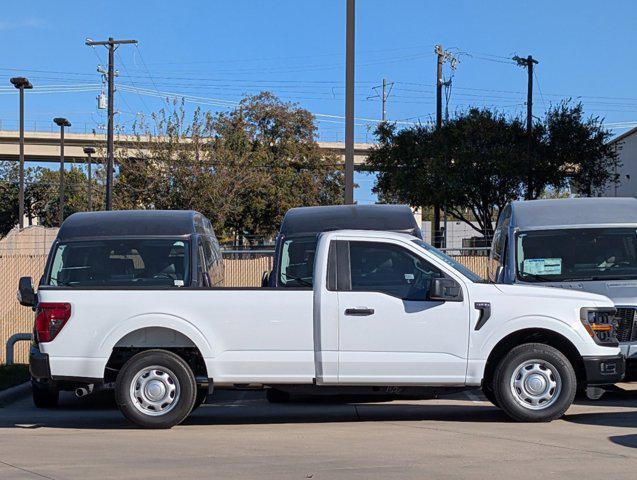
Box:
[279, 237, 317, 287]
[347, 241, 443, 300]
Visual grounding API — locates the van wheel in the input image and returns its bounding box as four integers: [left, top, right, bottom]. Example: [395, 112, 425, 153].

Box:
[494, 343, 576, 422]
[115, 350, 197, 429]
[32, 379, 59, 408]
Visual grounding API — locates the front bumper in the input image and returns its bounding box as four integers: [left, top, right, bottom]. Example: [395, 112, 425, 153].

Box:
[583, 354, 625, 385]
[29, 345, 52, 381]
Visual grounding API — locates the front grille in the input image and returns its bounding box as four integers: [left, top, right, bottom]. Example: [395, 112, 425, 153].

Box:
[615, 308, 636, 343]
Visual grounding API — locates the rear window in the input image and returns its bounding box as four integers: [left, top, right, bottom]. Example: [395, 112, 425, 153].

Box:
[48, 238, 190, 287]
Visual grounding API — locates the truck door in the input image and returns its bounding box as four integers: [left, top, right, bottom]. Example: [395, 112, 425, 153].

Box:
[334, 239, 470, 385]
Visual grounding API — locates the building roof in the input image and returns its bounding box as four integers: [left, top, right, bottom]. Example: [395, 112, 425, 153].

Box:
[510, 198, 637, 228]
[57, 210, 205, 240]
[609, 125, 637, 145]
[280, 204, 421, 237]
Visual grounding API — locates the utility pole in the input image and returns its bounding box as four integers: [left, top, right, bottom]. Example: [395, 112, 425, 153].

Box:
[344, 0, 355, 204]
[368, 78, 394, 121]
[54, 118, 71, 226]
[83, 147, 96, 211]
[433, 45, 457, 248]
[85, 37, 137, 210]
[513, 54, 538, 200]
[10, 77, 33, 229]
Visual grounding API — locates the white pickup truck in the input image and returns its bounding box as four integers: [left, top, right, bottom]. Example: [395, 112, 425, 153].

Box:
[21, 210, 624, 428]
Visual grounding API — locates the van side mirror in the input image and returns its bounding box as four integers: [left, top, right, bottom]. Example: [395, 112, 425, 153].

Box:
[17, 276, 36, 307]
[261, 270, 271, 287]
[428, 277, 463, 302]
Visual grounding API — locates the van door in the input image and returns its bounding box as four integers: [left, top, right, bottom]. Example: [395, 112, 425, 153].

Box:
[334, 239, 470, 385]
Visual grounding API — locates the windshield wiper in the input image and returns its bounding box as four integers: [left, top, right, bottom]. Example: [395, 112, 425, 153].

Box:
[280, 273, 312, 287]
[520, 272, 558, 282]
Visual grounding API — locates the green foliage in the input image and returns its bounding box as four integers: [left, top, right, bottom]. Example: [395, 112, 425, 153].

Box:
[116, 92, 343, 242]
[368, 102, 620, 238]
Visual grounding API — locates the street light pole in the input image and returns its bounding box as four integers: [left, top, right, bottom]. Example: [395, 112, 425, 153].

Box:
[54, 117, 71, 226]
[83, 147, 96, 211]
[10, 77, 33, 229]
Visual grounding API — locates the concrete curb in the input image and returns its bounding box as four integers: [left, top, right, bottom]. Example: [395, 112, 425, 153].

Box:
[0, 381, 30, 406]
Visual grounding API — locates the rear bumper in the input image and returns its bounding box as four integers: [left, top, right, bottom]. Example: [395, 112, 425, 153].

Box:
[29, 345, 51, 381]
[583, 354, 625, 385]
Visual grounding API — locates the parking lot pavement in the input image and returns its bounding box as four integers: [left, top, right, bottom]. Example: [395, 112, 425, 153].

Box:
[0, 388, 636, 480]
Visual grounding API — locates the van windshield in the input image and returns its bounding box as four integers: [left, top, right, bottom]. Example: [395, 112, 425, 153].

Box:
[48, 238, 190, 287]
[516, 228, 637, 282]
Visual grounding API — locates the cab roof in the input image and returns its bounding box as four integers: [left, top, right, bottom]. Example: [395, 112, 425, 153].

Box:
[509, 198, 637, 229]
[280, 204, 421, 237]
[57, 210, 208, 241]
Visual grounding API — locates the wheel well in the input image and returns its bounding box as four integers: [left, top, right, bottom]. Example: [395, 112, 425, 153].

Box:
[104, 327, 208, 384]
[482, 328, 585, 389]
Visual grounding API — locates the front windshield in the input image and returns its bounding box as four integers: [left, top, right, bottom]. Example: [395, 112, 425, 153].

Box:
[48, 238, 190, 287]
[412, 239, 483, 282]
[516, 228, 637, 282]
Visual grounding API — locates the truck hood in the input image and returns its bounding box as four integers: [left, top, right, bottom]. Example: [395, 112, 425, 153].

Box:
[493, 283, 613, 306]
[519, 280, 637, 306]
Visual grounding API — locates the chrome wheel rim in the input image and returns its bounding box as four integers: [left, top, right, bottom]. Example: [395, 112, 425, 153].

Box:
[130, 366, 180, 416]
[510, 359, 561, 410]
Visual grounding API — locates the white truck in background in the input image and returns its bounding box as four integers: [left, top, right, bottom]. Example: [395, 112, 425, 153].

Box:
[21, 210, 625, 428]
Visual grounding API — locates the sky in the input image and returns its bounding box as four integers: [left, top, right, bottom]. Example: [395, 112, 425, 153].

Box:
[0, 0, 636, 203]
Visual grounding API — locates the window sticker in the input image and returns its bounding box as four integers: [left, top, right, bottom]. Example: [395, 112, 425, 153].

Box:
[523, 258, 562, 275]
[174, 279, 184, 287]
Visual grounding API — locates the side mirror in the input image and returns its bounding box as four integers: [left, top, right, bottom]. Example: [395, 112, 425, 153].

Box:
[17, 276, 36, 307]
[429, 277, 463, 302]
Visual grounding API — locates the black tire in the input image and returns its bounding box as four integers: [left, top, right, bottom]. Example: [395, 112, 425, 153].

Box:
[192, 387, 208, 411]
[481, 382, 500, 408]
[493, 343, 576, 422]
[31, 379, 59, 408]
[115, 350, 197, 429]
[266, 388, 291, 403]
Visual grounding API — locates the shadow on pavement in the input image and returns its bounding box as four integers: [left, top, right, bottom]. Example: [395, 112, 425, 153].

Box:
[565, 409, 637, 429]
[609, 434, 637, 449]
[0, 389, 510, 430]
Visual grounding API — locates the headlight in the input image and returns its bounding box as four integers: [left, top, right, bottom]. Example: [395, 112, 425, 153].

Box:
[580, 307, 618, 346]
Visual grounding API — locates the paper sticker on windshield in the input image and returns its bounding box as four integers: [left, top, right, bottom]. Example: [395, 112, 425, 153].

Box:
[174, 279, 184, 287]
[523, 258, 562, 275]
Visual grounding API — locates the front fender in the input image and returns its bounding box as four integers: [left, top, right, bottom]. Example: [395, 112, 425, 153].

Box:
[98, 313, 213, 358]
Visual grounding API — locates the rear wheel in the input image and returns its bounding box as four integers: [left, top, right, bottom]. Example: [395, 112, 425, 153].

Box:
[494, 343, 576, 422]
[115, 350, 197, 429]
[31, 379, 59, 408]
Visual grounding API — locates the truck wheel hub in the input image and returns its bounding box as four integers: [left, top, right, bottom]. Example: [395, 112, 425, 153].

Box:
[130, 366, 180, 416]
[510, 360, 561, 410]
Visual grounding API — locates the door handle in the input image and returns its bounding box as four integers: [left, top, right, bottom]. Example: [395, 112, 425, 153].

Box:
[345, 307, 375, 316]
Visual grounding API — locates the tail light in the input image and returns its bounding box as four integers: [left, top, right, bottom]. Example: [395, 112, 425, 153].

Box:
[36, 302, 71, 343]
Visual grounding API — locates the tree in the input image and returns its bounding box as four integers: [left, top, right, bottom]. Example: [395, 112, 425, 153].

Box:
[0, 162, 19, 237]
[116, 93, 343, 242]
[368, 103, 620, 240]
[368, 109, 527, 239]
[543, 102, 619, 196]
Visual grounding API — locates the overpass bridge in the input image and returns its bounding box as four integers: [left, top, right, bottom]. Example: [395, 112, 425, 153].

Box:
[0, 130, 374, 167]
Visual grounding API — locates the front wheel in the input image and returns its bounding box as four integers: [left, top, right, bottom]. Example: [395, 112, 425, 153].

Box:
[115, 350, 197, 429]
[493, 343, 576, 422]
